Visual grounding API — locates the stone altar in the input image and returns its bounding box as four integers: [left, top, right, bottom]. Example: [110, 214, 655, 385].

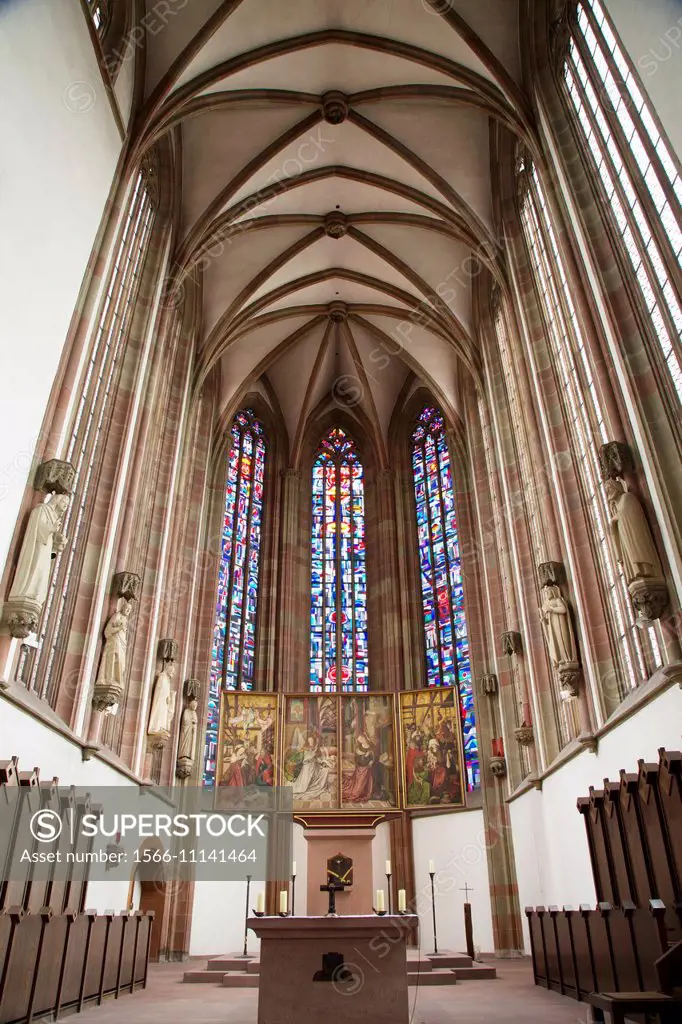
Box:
[248, 914, 416, 1024]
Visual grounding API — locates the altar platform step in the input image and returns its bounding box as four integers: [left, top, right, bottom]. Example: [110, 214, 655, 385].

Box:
[182, 951, 496, 987]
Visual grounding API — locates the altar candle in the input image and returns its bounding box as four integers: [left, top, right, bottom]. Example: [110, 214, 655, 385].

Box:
[292, 862, 297, 877]
[428, 860, 435, 874]
[256, 892, 265, 914]
[375, 889, 385, 912]
[279, 890, 288, 914]
[398, 889, 407, 913]
[385, 860, 391, 875]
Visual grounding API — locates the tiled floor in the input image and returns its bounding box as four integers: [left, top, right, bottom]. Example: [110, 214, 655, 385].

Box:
[72, 958, 590, 1023]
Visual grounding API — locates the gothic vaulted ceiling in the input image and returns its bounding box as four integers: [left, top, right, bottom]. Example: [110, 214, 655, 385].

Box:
[135, 0, 529, 462]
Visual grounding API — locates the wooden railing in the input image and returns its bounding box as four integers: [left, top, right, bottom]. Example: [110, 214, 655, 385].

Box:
[0, 907, 154, 1024]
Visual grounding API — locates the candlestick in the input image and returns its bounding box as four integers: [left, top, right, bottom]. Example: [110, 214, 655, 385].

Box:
[386, 871, 393, 915]
[279, 890, 288, 915]
[291, 872, 296, 916]
[429, 869, 439, 955]
[255, 891, 265, 914]
[242, 875, 252, 957]
[398, 889, 407, 913]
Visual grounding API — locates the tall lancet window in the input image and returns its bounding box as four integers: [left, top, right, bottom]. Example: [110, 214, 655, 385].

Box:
[411, 406, 479, 791]
[562, 0, 682, 404]
[203, 410, 266, 786]
[310, 428, 368, 693]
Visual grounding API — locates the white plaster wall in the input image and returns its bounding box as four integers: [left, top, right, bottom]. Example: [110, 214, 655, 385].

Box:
[292, 822, 307, 915]
[604, 0, 682, 160]
[0, 0, 122, 576]
[412, 809, 495, 955]
[190, 879, 264, 957]
[510, 684, 682, 951]
[371, 821, 392, 908]
[0, 696, 138, 787]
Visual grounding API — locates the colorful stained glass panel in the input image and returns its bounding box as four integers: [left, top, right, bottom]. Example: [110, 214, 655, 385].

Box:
[411, 407, 479, 790]
[310, 428, 368, 693]
[203, 410, 266, 786]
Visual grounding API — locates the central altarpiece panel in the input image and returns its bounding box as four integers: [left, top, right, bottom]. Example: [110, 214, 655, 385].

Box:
[215, 690, 467, 812]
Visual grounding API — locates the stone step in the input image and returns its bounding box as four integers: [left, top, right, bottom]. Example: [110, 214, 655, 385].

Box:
[405, 954, 433, 972]
[205, 957, 257, 972]
[426, 953, 473, 969]
[408, 968, 456, 986]
[452, 965, 497, 981]
[222, 972, 259, 988]
[184, 970, 230, 984]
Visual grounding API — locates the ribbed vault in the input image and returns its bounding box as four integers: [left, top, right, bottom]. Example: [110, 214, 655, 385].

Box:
[134, 0, 530, 460]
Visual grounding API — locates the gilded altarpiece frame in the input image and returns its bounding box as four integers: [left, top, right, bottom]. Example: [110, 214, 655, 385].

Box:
[280, 694, 398, 813]
[399, 689, 466, 810]
[215, 691, 469, 813]
[215, 692, 278, 789]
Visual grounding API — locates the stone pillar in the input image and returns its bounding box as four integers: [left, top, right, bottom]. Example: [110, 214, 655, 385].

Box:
[372, 469, 403, 692]
[278, 469, 303, 690]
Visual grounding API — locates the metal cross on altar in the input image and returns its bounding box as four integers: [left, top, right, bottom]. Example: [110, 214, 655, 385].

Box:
[460, 883, 474, 902]
[320, 881, 346, 916]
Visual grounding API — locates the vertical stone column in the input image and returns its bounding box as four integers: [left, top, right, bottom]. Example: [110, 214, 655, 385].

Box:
[278, 469, 303, 691]
[372, 469, 403, 692]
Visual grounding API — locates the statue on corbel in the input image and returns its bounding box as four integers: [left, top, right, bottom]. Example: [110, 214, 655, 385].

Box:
[147, 639, 179, 748]
[600, 441, 669, 623]
[3, 459, 74, 639]
[176, 679, 201, 780]
[538, 562, 581, 701]
[91, 572, 141, 715]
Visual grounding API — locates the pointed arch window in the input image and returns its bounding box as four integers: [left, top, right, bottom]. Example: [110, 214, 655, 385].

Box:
[519, 158, 662, 698]
[203, 410, 266, 786]
[411, 406, 479, 790]
[561, 0, 682, 405]
[310, 428, 368, 693]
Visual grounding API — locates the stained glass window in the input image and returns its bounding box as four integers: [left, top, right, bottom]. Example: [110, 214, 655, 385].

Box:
[563, 0, 682, 404]
[310, 428, 368, 693]
[203, 410, 266, 785]
[411, 406, 479, 790]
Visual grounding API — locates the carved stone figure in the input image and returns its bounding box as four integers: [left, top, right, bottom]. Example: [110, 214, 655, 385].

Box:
[176, 698, 199, 778]
[540, 585, 578, 668]
[148, 661, 177, 740]
[5, 493, 70, 637]
[605, 479, 663, 584]
[93, 598, 133, 710]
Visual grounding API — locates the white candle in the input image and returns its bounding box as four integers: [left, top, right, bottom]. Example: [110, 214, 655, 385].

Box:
[279, 890, 288, 914]
[385, 860, 392, 875]
[375, 889, 385, 912]
[428, 860, 435, 874]
[256, 892, 265, 914]
[292, 862, 297, 877]
[398, 889, 407, 913]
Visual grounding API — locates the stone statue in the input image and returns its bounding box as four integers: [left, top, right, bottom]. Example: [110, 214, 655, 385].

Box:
[540, 584, 577, 668]
[5, 493, 69, 636]
[605, 479, 663, 583]
[93, 598, 132, 710]
[176, 698, 198, 778]
[148, 661, 177, 739]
